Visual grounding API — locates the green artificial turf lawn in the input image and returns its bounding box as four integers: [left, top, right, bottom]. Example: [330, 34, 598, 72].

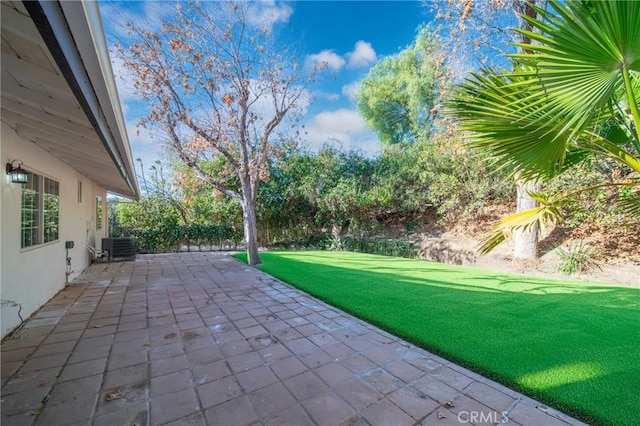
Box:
[235, 250, 640, 426]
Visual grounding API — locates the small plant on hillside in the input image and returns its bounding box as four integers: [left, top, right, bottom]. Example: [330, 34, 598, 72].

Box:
[328, 235, 344, 252]
[556, 240, 600, 275]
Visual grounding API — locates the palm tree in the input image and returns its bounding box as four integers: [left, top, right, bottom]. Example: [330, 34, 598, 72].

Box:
[448, 0, 640, 254]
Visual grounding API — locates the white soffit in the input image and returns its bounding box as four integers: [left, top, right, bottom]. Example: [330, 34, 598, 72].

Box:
[1, 1, 138, 198]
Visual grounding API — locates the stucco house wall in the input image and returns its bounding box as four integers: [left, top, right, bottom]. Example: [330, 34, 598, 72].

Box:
[1, 122, 109, 336]
[0, 0, 139, 339]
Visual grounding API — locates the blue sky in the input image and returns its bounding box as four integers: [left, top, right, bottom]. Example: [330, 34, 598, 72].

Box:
[99, 1, 432, 168]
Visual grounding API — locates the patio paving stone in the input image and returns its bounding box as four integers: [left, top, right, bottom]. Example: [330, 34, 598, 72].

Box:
[314, 362, 355, 387]
[150, 387, 201, 424]
[95, 380, 148, 417]
[463, 381, 517, 412]
[67, 343, 111, 364]
[103, 363, 148, 390]
[362, 398, 416, 426]
[301, 390, 355, 426]
[1, 252, 588, 425]
[58, 357, 107, 382]
[203, 395, 258, 425]
[248, 382, 297, 419]
[87, 317, 119, 327]
[92, 401, 148, 426]
[269, 355, 307, 380]
[1, 366, 60, 396]
[107, 348, 147, 370]
[16, 353, 69, 374]
[0, 385, 51, 417]
[191, 359, 231, 386]
[333, 377, 384, 411]
[388, 386, 440, 421]
[283, 370, 329, 401]
[264, 403, 315, 426]
[236, 365, 279, 392]
[46, 374, 102, 406]
[413, 375, 461, 404]
[508, 401, 572, 426]
[150, 369, 193, 398]
[430, 365, 476, 391]
[197, 375, 242, 409]
[33, 393, 98, 425]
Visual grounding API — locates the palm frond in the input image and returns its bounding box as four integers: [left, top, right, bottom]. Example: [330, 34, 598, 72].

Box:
[616, 173, 640, 219]
[617, 192, 640, 220]
[449, 68, 570, 180]
[478, 203, 562, 255]
[448, 0, 640, 255]
[511, 0, 640, 139]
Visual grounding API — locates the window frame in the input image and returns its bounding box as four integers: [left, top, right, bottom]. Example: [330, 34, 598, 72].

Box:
[96, 195, 103, 229]
[21, 172, 42, 248]
[77, 179, 83, 204]
[21, 172, 60, 249]
[43, 177, 59, 243]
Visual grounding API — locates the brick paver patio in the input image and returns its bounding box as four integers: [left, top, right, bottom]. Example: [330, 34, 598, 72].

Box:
[1, 252, 586, 425]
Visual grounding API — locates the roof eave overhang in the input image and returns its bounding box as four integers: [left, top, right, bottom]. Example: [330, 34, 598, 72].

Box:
[22, 0, 140, 200]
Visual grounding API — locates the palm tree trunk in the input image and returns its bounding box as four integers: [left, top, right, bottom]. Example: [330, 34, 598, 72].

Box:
[514, 179, 540, 260]
[513, 0, 543, 260]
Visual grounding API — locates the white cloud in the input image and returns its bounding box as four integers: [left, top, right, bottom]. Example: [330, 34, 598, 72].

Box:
[123, 118, 171, 175]
[125, 119, 158, 147]
[99, 2, 175, 39]
[341, 81, 361, 100]
[347, 40, 377, 68]
[304, 41, 375, 74]
[140, 2, 175, 27]
[109, 53, 139, 104]
[306, 50, 346, 71]
[246, 0, 293, 30]
[314, 91, 340, 101]
[244, 81, 312, 131]
[98, 3, 128, 39]
[100, 2, 291, 40]
[302, 109, 379, 154]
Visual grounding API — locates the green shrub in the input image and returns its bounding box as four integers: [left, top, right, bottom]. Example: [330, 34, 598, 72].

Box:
[324, 235, 417, 259]
[556, 240, 600, 274]
[113, 224, 242, 253]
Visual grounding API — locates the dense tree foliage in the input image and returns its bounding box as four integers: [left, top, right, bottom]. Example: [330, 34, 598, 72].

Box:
[111, 140, 514, 251]
[355, 27, 442, 145]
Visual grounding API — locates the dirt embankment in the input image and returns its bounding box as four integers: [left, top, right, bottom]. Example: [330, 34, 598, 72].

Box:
[412, 205, 639, 288]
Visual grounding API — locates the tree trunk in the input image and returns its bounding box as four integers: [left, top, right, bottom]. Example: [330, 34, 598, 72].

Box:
[514, 179, 540, 260]
[240, 173, 261, 266]
[241, 190, 261, 266]
[512, 0, 544, 261]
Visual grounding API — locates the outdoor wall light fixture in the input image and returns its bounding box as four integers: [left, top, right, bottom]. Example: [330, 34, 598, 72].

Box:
[6, 160, 28, 184]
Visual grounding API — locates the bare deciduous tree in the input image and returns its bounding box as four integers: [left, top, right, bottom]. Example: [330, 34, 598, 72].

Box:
[118, 1, 323, 265]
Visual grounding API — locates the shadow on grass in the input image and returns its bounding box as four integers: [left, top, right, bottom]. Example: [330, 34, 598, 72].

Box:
[240, 250, 640, 426]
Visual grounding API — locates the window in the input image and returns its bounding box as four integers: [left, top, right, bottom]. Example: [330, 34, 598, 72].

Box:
[21, 172, 41, 248]
[77, 180, 83, 203]
[96, 196, 103, 229]
[21, 172, 59, 248]
[43, 178, 59, 243]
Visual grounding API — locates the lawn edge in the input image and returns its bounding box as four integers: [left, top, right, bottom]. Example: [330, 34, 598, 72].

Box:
[234, 251, 629, 426]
